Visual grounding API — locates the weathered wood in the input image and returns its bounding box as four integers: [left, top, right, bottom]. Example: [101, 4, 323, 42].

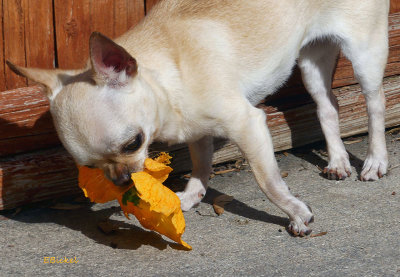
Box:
[0, 5, 5, 92]
[3, 0, 27, 89]
[391, 0, 400, 14]
[113, 0, 145, 37]
[1, 0, 55, 89]
[54, 0, 145, 69]
[54, 0, 92, 69]
[2, 75, 400, 210]
[0, 148, 80, 210]
[24, 0, 55, 70]
[0, 86, 59, 156]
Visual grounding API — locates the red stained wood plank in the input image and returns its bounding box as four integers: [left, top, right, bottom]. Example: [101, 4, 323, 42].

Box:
[54, 0, 145, 69]
[2, 0, 54, 89]
[54, 0, 91, 69]
[0, 5, 5, 92]
[0, 147, 80, 210]
[3, 0, 27, 89]
[0, 86, 58, 156]
[391, 0, 400, 14]
[24, 0, 55, 69]
[91, 0, 115, 38]
[114, 0, 145, 37]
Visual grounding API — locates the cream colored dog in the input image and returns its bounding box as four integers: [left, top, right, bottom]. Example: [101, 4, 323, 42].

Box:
[8, 0, 390, 236]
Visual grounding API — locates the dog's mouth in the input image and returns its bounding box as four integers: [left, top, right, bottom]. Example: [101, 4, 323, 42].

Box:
[103, 163, 137, 187]
[111, 171, 133, 186]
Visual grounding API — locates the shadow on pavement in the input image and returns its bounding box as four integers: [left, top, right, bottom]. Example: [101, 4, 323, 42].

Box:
[1, 202, 187, 251]
[202, 187, 289, 227]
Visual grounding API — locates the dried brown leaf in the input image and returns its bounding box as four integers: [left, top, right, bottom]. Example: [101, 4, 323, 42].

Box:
[213, 205, 225, 216]
[281, 171, 289, 178]
[212, 194, 234, 215]
[309, 231, 328, 238]
[214, 168, 239, 175]
[344, 138, 363, 145]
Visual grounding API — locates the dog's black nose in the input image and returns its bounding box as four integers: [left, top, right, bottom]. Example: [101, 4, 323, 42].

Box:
[113, 173, 133, 187]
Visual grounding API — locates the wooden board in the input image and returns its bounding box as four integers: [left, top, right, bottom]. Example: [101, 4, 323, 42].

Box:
[391, 0, 400, 14]
[0, 148, 80, 210]
[0, 86, 59, 157]
[53, 0, 91, 69]
[114, 0, 145, 37]
[24, 0, 55, 69]
[0, 4, 5, 92]
[2, 75, 400, 210]
[54, 0, 145, 69]
[2, 0, 55, 90]
[3, 0, 28, 89]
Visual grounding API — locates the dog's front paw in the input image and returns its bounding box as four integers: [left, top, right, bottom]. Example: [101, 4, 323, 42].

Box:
[360, 155, 388, 181]
[176, 190, 205, 211]
[287, 205, 314, 237]
[324, 154, 351, 180]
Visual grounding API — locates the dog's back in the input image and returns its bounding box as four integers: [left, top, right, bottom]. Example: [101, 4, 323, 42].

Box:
[116, 0, 389, 104]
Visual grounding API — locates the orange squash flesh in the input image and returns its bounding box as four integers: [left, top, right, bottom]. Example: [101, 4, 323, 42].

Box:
[78, 153, 191, 249]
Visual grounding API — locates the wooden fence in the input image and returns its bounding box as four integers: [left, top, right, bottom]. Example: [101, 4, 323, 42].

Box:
[0, 0, 162, 91]
[1, 0, 400, 209]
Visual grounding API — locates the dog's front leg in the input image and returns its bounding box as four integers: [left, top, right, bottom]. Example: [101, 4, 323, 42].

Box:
[226, 103, 314, 236]
[176, 136, 213, 211]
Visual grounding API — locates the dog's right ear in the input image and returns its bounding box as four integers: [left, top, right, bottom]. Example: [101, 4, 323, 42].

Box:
[6, 61, 72, 100]
[89, 31, 137, 87]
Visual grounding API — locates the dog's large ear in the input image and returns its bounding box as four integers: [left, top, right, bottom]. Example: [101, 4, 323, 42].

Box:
[6, 61, 77, 100]
[89, 32, 137, 87]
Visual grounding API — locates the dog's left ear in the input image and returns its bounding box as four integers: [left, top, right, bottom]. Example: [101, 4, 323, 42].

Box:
[89, 31, 137, 87]
[6, 61, 79, 100]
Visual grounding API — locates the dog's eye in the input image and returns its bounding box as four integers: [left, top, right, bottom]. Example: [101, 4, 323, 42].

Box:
[122, 133, 143, 153]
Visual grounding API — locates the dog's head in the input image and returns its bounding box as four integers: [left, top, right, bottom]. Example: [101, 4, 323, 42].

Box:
[8, 32, 157, 186]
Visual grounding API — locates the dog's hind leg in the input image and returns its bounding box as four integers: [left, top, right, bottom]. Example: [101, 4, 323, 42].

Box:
[176, 136, 213, 211]
[340, 15, 389, 181]
[298, 40, 351, 180]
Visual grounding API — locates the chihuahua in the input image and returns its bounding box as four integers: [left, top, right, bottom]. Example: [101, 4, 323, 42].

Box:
[8, 0, 389, 236]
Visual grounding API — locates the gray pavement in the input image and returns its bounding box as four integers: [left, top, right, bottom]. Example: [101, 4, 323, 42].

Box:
[0, 131, 399, 276]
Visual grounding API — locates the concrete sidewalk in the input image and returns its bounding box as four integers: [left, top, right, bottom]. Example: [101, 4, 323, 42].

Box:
[1, 132, 399, 276]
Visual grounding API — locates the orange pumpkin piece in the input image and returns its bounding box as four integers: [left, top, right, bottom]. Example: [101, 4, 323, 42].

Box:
[78, 153, 191, 250]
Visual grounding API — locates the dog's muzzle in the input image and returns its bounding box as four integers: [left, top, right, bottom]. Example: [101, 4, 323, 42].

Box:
[112, 172, 133, 187]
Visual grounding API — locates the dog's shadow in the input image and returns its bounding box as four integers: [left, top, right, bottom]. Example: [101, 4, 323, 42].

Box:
[289, 143, 365, 179]
[3, 201, 190, 251]
[202, 187, 289, 227]
[2, 181, 292, 251]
